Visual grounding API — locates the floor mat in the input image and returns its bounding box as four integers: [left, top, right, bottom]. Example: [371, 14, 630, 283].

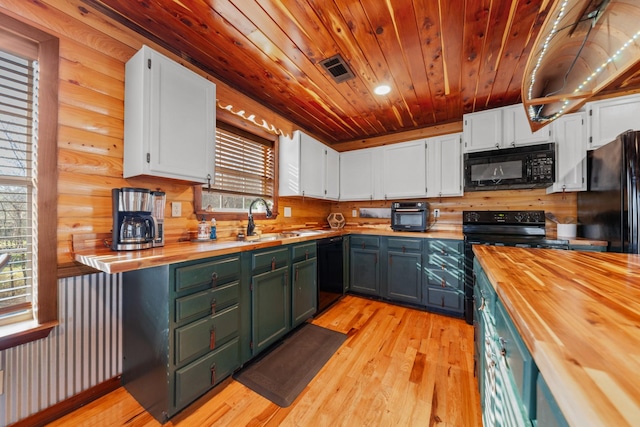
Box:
[233, 323, 347, 407]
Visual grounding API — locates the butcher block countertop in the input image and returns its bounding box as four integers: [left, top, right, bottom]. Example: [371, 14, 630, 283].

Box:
[74, 227, 604, 274]
[473, 245, 640, 427]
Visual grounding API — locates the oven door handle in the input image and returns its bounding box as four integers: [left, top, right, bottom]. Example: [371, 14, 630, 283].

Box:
[393, 208, 422, 212]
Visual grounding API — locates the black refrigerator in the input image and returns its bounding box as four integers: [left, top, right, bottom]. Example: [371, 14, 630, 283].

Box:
[578, 130, 640, 253]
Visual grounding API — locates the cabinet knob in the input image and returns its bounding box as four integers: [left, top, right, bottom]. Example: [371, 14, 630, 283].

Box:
[211, 272, 218, 287]
[495, 143, 500, 148]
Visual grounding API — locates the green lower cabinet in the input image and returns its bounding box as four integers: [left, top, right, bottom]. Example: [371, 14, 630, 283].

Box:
[174, 337, 240, 409]
[423, 239, 464, 316]
[251, 265, 290, 355]
[292, 257, 317, 327]
[568, 244, 607, 252]
[386, 249, 422, 304]
[350, 247, 380, 295]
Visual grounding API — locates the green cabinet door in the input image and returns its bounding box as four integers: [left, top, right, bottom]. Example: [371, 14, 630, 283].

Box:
[350, 248, 380, 295]
[251, 265, 290, 355]
[292, 257, 317, 327]
[386, 250, 422, 304]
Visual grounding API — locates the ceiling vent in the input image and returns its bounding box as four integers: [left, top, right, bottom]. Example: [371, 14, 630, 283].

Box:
[320, 54, 355, 83]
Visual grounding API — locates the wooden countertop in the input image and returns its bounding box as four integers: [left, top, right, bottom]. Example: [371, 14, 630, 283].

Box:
[473, 245, 640, 427]
[74, 228, 466, 274]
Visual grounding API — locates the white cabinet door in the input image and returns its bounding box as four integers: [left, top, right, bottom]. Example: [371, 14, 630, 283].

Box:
[463, 109, 502, 152]
[587, 94, 640, 149]
[279, 130, 339, 200]
[547, 112, 586, 193]
[439, 133, 463, 196]
[502, 104, 552, 147]
[339, 149, 375, 200]
[299, 132, 325, 198]
[426, 133, 463, 197]
[124, 45, 215, 183]
[382, 140, 426, 199]
[325, 146, 340, 200]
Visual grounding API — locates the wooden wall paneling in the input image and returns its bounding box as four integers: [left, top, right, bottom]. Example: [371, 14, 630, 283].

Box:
[58, 125, 121, 157]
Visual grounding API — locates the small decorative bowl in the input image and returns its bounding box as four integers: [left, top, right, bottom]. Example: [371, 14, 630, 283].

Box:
[327, 212, 345, 229]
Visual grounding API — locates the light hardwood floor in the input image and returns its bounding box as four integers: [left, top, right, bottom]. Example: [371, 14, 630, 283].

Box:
[48, 295, 482, 426]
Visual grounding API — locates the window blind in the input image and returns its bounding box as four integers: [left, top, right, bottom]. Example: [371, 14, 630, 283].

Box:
[0, 48, 36, 322]
[213, 124, 274, 199]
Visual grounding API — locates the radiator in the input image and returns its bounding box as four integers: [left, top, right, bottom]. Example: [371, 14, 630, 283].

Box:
[0, 272, 122, 426]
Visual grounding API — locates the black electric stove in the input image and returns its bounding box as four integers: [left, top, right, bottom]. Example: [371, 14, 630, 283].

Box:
[462, 210, 569, 325]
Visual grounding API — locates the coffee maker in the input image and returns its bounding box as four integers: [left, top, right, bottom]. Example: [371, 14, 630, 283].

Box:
[111, 187, 158, 250]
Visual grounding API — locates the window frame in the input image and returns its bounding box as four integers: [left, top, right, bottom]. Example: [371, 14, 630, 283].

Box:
[0, 13, 59, 350]
[194, 116, 279, 221]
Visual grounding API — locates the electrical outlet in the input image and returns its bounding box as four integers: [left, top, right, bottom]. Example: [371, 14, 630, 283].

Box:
[433, 208, 440, 218]
[0, 370, 3, 395]
[284, 207, 292, 217]
[352, 209, 358, 217]
[171, 202, 182, 217]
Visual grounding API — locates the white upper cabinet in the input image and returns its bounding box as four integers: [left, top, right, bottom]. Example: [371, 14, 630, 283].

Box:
[463, 109, 502, 152]
[464, 104, 553, 153]
[547, 112, 587, 194]
[587, 93, 640, 149]
[339, 148, 375, 201]
[382, 140, 427, 199]
[279, 130, 339, 200]
[502, 104, 553, 147]
[426, 133, 463, 198]
[124, 45, 216, 183]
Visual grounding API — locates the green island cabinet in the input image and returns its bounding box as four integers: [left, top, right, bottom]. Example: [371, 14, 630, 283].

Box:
[385, 237, 422, 304]
[291, 241, 318, 328]
[121, 254, 242, 423]
[474, 259, 569, 427]
[349, 235, 380, 296]
[246, 245, 291, 356]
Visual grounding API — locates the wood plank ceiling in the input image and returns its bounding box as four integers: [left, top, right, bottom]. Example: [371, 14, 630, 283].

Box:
[81, 0, 640, 145]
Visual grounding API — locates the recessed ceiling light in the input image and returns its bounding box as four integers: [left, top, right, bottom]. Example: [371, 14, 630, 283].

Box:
[374, 84, 391, 95]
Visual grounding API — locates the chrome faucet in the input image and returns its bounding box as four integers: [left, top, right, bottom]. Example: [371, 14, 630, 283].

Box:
[247, 198, 273, 236]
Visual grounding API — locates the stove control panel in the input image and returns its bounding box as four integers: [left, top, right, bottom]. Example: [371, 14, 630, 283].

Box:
[463, 210, 545, 225]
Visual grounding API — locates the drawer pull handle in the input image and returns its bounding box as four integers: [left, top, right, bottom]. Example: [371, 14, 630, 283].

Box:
[441, 278, 445, 288]
[271, 257, 276, 271]
[210, 364, 216, 385]
[499, 337, 507, 357]
[389, 254, 392, 266]
[305, 250, 309, 260]
[210, 328, 216, 350]
[361, 242, 365, 249]
[479, 296, 486, 311]
[441, 263, 446, 270]
[211, 298, 217, 314]
[402, 246, 406, 253]
[295, 266, 299, 282]
[211, 272, 218, 287]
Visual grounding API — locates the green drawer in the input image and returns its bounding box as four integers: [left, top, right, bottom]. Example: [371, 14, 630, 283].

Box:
[425, 268, 463, 291]
[291, 242, 317, 262]
[426, 252, 463, 271]
[175, 280, 239, 324]
[174, 337, 240, 410]
[426, 287, 463, 311]
[252, 247, 288, 272]
[387, 237, 422, 252]
[174, 305, 239, 365]
[174, 256, 240, 293]
[426, 239, 463, 256]
[350, 235, 379, 249]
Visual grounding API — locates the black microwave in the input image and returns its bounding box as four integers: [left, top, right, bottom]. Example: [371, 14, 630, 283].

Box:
[391, 201, 429, 231]
[464, 143, 556, 191]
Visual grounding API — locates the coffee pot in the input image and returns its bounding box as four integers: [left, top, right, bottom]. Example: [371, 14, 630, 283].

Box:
[111, 188, 157, 250]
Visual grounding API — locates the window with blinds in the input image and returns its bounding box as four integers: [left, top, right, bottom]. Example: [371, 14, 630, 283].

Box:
[201, 123, 275, 212]
[0, 48, 37, 325]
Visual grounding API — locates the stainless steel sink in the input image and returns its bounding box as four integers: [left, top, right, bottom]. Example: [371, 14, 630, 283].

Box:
[244, 232, 300, 242]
